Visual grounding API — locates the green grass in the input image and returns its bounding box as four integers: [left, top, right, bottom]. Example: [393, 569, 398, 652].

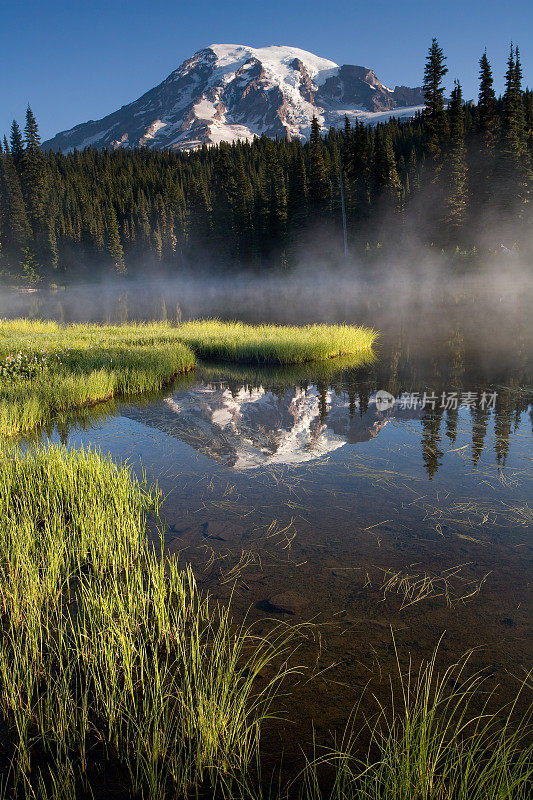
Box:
[175, 319, 377, 364]
[0, 319, 196, 435]
[294, 640, 532, 800]
[0, 318, 376, 435]
[0, 442, 295, 799]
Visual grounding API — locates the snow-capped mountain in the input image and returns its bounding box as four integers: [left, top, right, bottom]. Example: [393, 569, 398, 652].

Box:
[43, 44, 425, 153]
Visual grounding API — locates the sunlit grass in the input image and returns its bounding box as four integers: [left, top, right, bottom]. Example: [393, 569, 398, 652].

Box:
[0, 319, 376, 435]
[0, 442, 296, 799]
[0, 319, 196, 435]
[176, 319, 377, 364]
[294, 640, 532, 800]
[0, 441, 529, 798]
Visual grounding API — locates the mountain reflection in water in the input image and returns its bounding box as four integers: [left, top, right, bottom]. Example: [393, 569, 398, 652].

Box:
[122, 384, 395, 469]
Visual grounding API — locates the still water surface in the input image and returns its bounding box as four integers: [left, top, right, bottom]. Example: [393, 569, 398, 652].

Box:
[10, 281, 533, 757]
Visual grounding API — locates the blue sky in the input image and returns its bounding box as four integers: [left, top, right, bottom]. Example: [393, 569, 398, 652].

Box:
[1, 0, 531, 141]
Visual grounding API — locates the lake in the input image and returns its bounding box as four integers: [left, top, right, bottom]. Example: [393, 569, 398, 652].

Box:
[8, 276, 532, 767]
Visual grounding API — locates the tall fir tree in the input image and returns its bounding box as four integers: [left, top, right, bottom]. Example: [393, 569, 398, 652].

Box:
[266, 145, 288, 251]
[477, 52, 498, 153]
[373, 125, 402, 213]
[497, 45, 531, 211]
[233, 152, 254, 261]
[20, 105, 51, 275]
[9, 121, 24, 170]
[211, 143, 237, 260]
[422, 38, 449, 179]
[288, 151, 308, 232]
[344, 119, 372, 226]
[525, 88, 533, 161]
[0, 143, 33, 268]
[445, 81, 468, 235]
[308, 116, 329, 207]
[473, 51, 499, 207]
[187, 175, 212, 249]
[105, 206, 125, 273]
[22, 106, 47, 228]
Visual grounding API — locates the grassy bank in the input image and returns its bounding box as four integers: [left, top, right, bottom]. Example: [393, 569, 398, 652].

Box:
[0, 319, 376, 435]
[0, 320, 196, 435]
[0, 443, 294, 799]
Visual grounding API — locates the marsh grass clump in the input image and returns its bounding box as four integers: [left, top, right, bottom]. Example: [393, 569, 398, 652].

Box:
[0, 319, 376, 435]
[0, 443, 295, 799]
[175, 320, 377, 365]
[0, 319, 197, 435]
[295, 642, 532, 800]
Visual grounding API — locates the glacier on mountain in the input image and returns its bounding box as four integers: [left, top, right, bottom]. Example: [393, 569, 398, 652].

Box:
[43, 44, 425, 153]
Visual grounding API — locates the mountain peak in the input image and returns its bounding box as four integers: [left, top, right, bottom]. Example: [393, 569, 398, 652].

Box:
[206, 43, 338, 72]
[43, 44, 424, 153]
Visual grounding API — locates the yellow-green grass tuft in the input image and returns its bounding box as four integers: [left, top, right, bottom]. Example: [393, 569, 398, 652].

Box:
[0, 442, 295, 798]
[0, 319, 196, 435]
[175, 319, 377, 364]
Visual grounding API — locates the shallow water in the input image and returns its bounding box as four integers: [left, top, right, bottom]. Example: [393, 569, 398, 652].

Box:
[9, 281, 533, 761]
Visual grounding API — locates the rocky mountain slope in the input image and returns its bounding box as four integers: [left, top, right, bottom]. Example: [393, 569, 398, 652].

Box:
[43, 44, 424, 153]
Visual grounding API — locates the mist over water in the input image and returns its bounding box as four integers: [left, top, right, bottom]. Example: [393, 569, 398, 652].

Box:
[2, 253, 531, 328]
[3, 254, 532, 388]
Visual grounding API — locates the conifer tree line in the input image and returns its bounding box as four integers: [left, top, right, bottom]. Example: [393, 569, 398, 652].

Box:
[1, 40, 532, 282]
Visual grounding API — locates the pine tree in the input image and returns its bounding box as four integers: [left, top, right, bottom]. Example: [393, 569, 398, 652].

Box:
[308, 116, 329, 207]
[445, 81, 468, 234]
[477, 52, 498, 153]
[22, 105, 47, 229]
[407, 146, 421, 194]
[373, 125, 402, 212]
[288, 150, 308, 230]
[19, 106, 52, 275]
[9, 121, 24, 169]
[187, 176, 212, 248]
[344, 119, 372, 226]
[0, 144, 33, 265]
[473, 51, 499, 208]
[525, 88, 533, 161]
[423, 38, 449, 179]
[343, 115, 352, 140]
[498, 45, 531, 210]
[211, 143, 237, 259]
[233, 153, 254, 261]
[105, 206, 125, 273]
[267, 146, 288, 247]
